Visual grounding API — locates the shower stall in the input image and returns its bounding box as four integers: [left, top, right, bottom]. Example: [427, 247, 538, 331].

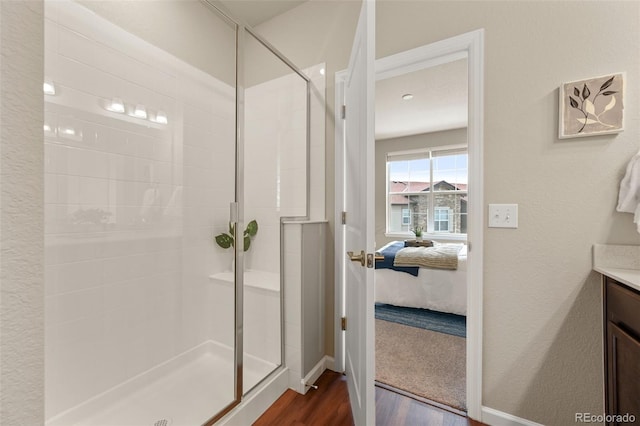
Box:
[43, 1, 313, 424]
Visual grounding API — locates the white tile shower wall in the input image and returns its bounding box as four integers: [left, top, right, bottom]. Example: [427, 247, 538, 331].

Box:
[244, 71, 308, 273]
[181, 87, 235, 350]
[44, 2, 235, 420]
[308, 63, 326, 221]
[244, 285, 281, 366]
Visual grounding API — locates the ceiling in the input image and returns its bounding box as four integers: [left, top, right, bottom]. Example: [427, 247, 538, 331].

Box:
[218, 0, 308, 27]
[375, 58, 468, 140]
[217, 1, 468, 140]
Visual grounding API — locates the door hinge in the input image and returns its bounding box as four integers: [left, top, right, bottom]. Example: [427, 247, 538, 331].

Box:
[341, 211, 347, 225]
[341, 317, 347, 331]
[341, 105, 346, 120]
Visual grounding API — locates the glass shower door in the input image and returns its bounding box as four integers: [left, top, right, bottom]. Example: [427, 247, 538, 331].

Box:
[43, 1, 239, 424]
[242, 30, 309, 393]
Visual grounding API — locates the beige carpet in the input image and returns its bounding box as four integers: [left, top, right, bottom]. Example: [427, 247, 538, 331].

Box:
[375, 319, 466, 411]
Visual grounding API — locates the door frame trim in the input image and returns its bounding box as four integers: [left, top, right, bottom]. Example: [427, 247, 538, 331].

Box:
[334, 29, 485, 421]
[334, 67, 346, 371]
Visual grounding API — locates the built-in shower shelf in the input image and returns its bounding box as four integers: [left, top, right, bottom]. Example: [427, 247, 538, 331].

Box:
[208, 270, 280, 293]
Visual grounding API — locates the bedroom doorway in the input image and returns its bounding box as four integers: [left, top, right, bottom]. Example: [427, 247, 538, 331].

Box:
[334, 29, 484, 421]
[374, 57, 469, 413]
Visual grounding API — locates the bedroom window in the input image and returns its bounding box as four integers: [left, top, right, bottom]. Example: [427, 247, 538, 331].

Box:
[386, 146, 467, 236]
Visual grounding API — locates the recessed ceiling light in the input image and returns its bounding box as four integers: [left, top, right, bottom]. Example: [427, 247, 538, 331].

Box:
[402, 94, 414, 101]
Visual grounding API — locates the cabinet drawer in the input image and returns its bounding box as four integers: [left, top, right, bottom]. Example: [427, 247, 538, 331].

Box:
[607, 322, 640, 421]
[607, 277, 640, 337]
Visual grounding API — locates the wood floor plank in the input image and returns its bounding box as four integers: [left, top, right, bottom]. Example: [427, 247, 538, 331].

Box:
[253, 370, 486, 426]
[253, 371, 353, 426]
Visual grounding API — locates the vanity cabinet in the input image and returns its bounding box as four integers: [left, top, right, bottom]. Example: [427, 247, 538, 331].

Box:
[603, 276, 640, 424]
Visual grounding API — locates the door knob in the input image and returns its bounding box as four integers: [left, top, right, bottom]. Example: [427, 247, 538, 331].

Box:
[347, 250, 366, 267]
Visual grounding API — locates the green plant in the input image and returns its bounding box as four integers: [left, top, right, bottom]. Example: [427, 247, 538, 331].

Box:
[413, 225, 423, 237]
[215, 220, 258, 252]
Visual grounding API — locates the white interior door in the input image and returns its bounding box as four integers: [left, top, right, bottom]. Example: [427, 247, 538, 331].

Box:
[342, 1, 375, 425]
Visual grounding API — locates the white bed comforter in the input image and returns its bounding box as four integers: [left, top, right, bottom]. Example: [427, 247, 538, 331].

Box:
[375, 242, 467, 315]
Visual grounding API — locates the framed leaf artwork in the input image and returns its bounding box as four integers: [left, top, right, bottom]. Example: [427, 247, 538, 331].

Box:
[559, 73, 624, 138]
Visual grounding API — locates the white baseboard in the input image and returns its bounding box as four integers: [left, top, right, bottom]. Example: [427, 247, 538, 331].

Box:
[482, 407, 543, 426]
[325, 356, 336, 372]
[299, 355, 336, 394]
[301, 357, 326, 394]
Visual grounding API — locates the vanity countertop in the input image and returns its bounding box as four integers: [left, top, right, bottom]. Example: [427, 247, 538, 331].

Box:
[593, 244, 640, 292]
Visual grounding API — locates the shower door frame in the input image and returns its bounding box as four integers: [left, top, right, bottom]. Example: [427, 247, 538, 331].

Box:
[202, 1, 312, 424]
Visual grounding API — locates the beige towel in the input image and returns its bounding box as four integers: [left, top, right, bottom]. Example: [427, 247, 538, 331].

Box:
[393, 244, 462, 270]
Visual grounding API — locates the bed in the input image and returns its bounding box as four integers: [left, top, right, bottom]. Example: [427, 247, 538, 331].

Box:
[375, 241, 467, 316]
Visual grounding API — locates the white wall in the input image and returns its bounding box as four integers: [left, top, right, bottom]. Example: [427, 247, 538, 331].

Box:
[375, 128, 468, 247]
[255, 1, 640, 424]
[0, 2, 45, 424]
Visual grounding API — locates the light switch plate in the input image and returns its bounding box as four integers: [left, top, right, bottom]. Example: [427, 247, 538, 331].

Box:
[488, 204, 518, 228]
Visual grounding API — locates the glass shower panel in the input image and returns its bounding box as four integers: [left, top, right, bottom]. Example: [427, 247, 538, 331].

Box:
[242, 31, 308, 393]
[43, 1, 237, 424]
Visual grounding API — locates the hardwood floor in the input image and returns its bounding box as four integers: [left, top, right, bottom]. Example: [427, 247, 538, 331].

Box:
[253, 370, 485, 426]
[253, 370, 353, 426]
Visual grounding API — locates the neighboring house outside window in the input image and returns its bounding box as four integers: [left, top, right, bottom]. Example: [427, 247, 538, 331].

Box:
[387, 147, 467, 236]
[401, 208, 411, 225]
[434, 207, 451, 232]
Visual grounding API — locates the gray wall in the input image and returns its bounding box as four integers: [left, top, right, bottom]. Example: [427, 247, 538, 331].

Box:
[255, 1, 640, 424]
[0, 1, 45, 424]
[375, 128, 468, 247]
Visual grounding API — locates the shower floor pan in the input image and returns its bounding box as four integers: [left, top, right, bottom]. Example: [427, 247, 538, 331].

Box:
[46, 341, 276, 426]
